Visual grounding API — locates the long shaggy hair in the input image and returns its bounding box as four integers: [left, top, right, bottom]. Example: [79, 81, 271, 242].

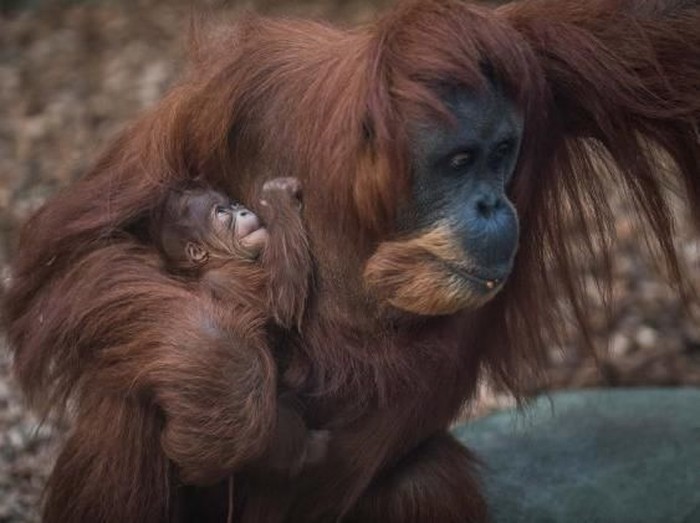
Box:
[4, 0, 700, 521]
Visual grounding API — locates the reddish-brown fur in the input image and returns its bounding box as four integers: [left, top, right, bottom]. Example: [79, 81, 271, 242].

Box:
[147, 181, 319, 486]
[4, 182, 314, 521]
[4, 0, 700, 521]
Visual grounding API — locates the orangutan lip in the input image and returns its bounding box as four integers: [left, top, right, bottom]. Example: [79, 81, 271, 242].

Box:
[446, 262, 508, 291]
[240, 228, 267, 243]
[425, 252, 508, 291]
[234, 211, 263, 237]
[239, 226, 259, 238]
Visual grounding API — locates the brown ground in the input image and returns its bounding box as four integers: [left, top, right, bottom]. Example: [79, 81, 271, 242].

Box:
[1, 1, 699, 521]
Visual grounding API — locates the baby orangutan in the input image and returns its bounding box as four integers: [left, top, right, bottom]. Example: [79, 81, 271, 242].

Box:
[151, 177, 326, 485]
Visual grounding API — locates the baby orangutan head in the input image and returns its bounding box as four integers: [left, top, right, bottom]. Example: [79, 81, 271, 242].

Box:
[153, 187, 269, 272]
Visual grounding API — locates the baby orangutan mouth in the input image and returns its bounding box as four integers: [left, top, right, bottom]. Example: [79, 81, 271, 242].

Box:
[231, 205, 270, 255]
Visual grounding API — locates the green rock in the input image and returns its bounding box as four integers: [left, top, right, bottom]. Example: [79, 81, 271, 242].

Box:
[454, 389, 700, 523]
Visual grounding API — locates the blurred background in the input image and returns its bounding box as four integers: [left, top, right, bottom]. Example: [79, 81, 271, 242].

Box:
[1, 0, 699, 521]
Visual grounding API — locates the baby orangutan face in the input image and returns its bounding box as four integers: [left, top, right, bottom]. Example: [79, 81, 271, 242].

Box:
[157, 188, 269, 271]
[207, 194, 269, 258]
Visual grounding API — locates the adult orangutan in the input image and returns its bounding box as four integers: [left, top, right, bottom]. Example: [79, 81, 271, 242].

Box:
[4, 0, 700, 522]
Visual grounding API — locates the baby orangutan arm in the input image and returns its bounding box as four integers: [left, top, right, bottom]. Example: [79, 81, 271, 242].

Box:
[257, 177, 313, 330]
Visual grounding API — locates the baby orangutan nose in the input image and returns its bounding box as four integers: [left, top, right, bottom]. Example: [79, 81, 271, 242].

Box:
[234, 207, 259, 236]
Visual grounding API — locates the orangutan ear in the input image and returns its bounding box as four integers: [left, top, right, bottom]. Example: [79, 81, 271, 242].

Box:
[186, 242, 209, 264]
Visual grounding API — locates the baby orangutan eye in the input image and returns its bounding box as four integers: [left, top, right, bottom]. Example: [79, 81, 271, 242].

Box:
[214, 205, 233, 225]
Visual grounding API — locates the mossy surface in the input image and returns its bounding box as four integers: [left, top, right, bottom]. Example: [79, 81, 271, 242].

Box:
[455, 389, 700, 523]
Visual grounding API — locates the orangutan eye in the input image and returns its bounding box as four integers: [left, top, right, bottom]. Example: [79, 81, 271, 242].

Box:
[493, 139, 515, 161]
[214, 205, 232, 224]
[449, 150, 476, 171]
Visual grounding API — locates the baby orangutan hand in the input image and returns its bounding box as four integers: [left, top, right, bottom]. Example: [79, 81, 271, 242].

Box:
[259, 177, 303, 213]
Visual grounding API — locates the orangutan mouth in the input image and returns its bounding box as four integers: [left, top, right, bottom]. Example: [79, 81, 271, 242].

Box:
[447, 262, 508, 292]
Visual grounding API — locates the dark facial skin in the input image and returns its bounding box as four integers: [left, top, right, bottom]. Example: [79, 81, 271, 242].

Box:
[405, 86, 523, 293]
